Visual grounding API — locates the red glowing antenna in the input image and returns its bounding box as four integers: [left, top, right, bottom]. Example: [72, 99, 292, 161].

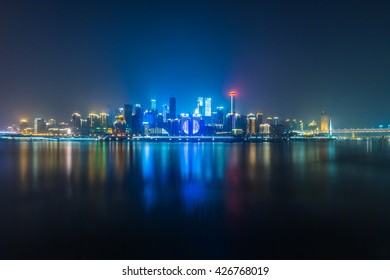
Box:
[228, 91, 237, 129]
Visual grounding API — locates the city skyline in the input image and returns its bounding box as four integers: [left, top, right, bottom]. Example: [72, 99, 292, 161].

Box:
[5, 93, 328, 133]
[5, 92, 390, 133]
[1, 1, 389, 129]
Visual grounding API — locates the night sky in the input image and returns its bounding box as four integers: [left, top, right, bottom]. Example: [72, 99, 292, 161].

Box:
[1, 0, 389, 128]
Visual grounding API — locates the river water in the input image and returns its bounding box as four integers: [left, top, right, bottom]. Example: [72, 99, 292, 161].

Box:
[0, 140, 389, 259]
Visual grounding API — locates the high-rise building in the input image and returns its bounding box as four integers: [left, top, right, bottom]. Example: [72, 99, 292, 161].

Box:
[162, 104, 168, 123]
[259, 123, 270, 134]
[150, 99, 157, 111]
[71, 113, 81, 134]
[167, 118, 180, 135]
[205, 98, 212, 117]
[247, 114, 256, 135]
[34, 118, 46, 134]
[144, 110, 157, 128]
[229, 91, 237, 130]
[320, 110, 329, 133]
[107, 105, 115, 126]
[100, 113, 109, 128]
[157, 113, 164, 127]
[132, 104, 143, 135]
[169, 97, 176, 119]
[80, 118, 89, 135]
[114, 115, 126, 135]
[225, 113, 241, 132]
[256, 112, 263, 134]
[229, 91, 236, 114]
[88, 113, 100, 128]
[197, 97, 205, 116]
[19, 119, 29, 133]
[124, 104, 132, 132]
[215, 106, 225, 125]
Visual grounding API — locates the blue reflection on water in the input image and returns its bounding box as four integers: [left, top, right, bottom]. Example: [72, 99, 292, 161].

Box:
[1, 140, 390, 259]
[181, 182, 207, 213]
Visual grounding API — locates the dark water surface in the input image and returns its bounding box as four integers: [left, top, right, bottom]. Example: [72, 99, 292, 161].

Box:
[1, 140, 390, 259]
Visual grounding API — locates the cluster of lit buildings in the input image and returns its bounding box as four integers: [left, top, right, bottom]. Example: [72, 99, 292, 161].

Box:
[11, 92, 332, 137]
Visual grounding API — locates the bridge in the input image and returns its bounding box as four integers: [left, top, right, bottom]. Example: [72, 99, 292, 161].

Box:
[331, 128, 390, 134]
[0, 131, 17, 135]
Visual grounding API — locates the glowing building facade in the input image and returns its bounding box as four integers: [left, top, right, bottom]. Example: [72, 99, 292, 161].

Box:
[34, 118, 46, 134]
[114, 115, 126, 135]
[229, 91, 237, 130]
[247, 114, 256, 135]
[150, 99, 156, 111]
[100, 113, 109, 128]
[124, 104, 132, 132]
[88, 114, 100, 128]
[19, 119, 29, 133]
[205, 98, 212, 117]
[71, 113, 81, 134]
[197, 97, 204, 116]
[320, 110, 329, 133]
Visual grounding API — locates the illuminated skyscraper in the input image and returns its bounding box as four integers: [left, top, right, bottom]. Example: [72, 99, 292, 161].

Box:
[205, 98, 212, 117]
[259, 123, 270, 134]
[229, 91, 236, 114]
[132, 104, 143, 135]
[320, 110, 329, 133]
[144, 110, 157, 128]
[114, 115, 126, 135]
[229, 91, 237, 130]
[19, 119, 29, 133]
[151, 99, 157, 111]
[71, 113, 81, 134]
[100, 113, 109, 128]
[88, 113, 100, 128]
[226, 113, 241, 132]
[216, 106, 224, 125]
[247, 114, 256, 135]
[80, 118, 89, 135]
[197, 97, 205, 116]
[34, 118, 46, 134]
[256, 112, 263, 134]
[169, 97, 176, 119]
[157, 113, 164, 127]
[162, 104, 168, 122]
[124, 104, 132, 132]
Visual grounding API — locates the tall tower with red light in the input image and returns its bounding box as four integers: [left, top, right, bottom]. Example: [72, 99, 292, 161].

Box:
[229, 91, 237, 130]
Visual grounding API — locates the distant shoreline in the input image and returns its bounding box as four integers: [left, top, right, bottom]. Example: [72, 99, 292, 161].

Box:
[0, 134, 338, 143]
